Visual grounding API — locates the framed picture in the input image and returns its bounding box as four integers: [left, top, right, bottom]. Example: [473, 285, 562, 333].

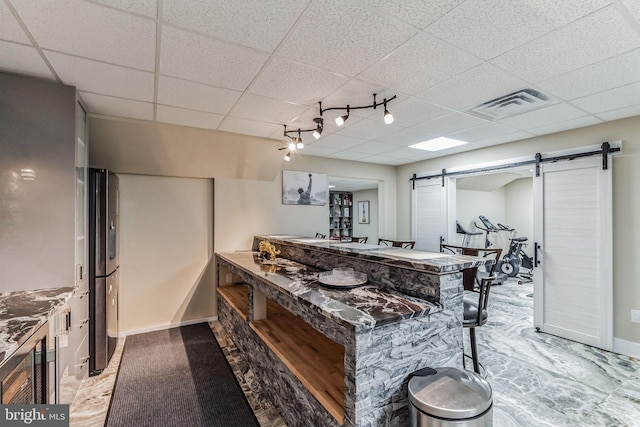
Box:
[282, 171, 327, 205]
[358, 201, 370, 224]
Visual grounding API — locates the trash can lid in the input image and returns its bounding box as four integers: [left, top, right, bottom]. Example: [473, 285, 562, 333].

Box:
[408, 367, 492, 419]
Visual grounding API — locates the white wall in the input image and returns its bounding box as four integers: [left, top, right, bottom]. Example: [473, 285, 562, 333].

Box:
[352, 189, 379, 244]
[396, 115, 640, 346]
[118, 174, 214, 334]
[505, 178, 534, 257]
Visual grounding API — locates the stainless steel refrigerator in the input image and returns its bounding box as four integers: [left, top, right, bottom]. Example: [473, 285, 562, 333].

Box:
[88, 169, 119, 375]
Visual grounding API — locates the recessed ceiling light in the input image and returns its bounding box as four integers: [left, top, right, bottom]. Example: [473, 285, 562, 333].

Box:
[409, 137, 468, 152]
[328, 185, 336, 189]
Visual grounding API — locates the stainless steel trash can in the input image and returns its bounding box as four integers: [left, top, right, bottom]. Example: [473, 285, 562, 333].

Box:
[408, 367, 493, 426]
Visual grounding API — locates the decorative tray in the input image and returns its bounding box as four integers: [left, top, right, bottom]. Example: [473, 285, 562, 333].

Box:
[318, 268, 368, 289]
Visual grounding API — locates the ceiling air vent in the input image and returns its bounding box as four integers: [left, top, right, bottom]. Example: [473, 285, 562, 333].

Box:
[466, 88, 552, 120]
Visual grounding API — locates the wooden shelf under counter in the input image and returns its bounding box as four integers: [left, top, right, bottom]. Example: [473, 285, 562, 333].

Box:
[251, 299, 345, 424]
[218, 284, 346, 423]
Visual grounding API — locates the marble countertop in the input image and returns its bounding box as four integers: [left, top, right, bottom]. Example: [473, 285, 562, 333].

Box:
[217, 251, 436, 330]
[0, 287, 74, 366]
[257, 235, 493, 274]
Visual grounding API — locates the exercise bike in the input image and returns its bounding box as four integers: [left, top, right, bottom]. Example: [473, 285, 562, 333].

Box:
[498, 236, 533, 283]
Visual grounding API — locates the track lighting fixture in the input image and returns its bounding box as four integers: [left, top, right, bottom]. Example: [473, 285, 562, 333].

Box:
[277, 93, 396, 160]
[319, 93, 396, 128]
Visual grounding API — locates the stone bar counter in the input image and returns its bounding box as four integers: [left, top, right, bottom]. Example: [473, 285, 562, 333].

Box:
[215, 236, 492, 427]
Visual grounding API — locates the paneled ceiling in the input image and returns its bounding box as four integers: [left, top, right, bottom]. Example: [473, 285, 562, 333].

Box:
[2, 0, 640, 166]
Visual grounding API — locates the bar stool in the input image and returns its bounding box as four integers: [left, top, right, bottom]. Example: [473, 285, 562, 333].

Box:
[463, 275, 495, 375]
[351, 236, 368, 243]
[378, 238, 415, 249]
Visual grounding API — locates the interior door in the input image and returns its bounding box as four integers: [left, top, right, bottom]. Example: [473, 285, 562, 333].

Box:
[412, 177, 456, 252]
[533, 156, 612, 350]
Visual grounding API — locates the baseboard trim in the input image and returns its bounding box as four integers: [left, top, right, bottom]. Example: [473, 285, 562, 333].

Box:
[119, 316, 219, 337]
[613, 337, 640, 359]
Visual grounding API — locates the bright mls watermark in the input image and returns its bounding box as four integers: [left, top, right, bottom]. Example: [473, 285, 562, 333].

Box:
[1, 405, 69, 426]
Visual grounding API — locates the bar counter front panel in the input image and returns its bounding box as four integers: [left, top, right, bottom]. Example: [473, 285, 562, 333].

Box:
[216, 236, 491, 427]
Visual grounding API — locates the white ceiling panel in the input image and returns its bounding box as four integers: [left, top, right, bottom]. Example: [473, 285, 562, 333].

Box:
[527, 116, 603, 136]
[419, 63, 530, 110]
[277, 0, 417, 77]
[156, 105, 223, 130]
[449, 122, 522, 143]
[538, 49, 640, 100]
[0, 1, 30, 44]
[367, 0, 466, 29]
[218, 116, 282, 138]
[157, 76, 241, 114]
[12, 0, 156, 71]
[597, 104, 640, 122]
[0, 41, 54, 79]
[80, 92, 153, 120]
[93, 0, 158, 18]
[311, 134, 368, 151]
[358, 31, 482, 95]
[426, 0, 612, 60]
[412, 112, 490, 136]
[160, 26, 269, 91]
[570, 82, 640, 115]
[46, 51, 155, 101]
[2, 1, 639, 166]
[492, 7, 640, 83]
[163, 0, 309, 53]
[498, 103, 585, 130]
[230, 93, 308, 125]
[248, 57, 348, 105]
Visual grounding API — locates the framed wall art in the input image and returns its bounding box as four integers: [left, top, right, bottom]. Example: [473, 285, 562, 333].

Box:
[282, 171, 327, 205]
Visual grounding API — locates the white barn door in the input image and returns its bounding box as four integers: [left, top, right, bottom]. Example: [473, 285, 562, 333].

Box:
[533, 156, 613, 350]
[412, 177, 456, 252]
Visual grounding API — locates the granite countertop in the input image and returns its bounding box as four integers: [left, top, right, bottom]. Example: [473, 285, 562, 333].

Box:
[0, 287, 74, 366]
[217, 251, 436, 330]
[257, 235, 492, 274]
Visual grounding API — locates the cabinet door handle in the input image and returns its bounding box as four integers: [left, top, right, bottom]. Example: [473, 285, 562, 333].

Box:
[79, 318, 90, 328]
[78, 290, 90, 298]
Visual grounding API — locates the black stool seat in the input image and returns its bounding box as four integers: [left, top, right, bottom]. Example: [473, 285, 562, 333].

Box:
[462, 276, 495, 374]
[463, 301, 488, 326]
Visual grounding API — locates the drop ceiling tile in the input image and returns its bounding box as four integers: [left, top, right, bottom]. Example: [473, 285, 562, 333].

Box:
[248, 57, 348, 105]
[13, 0, 156, 71]
[419, 63, 530, 110]
[448, 122, 523, 143]
[277, 0, 416, 76]
[230, 93, 309, 125]
[79, 92, 153, 120]
[327, 150, 371, 161]
[498, 103, 585, 130]
[335, 117, 401, 140]
[0, 41, 54, 79]
[412, 112, 489, 136]
[347, 141, 396, 155]
[426, 0, 612, 60]
[367, 0, 466, 29]
[527, 116, 603, 136]
[0, 1, 30, 43]
[596, 104, 640, 121]
[387, 97, 451, 128]
[475, 131, 535, 147]
[537, 49, 640, 100]
[218, 116, 282, 138]
[377, 146, 423, 159]
[360, 154, 401, 165]
[158, 76, 241, 114]
[156, 105, 223, 130]
[492, 6, 640, 83]
[299, 144, 340, 157]
[160, 26, 269, 91]
[570, 82, 640, 114]
[371, 127, 437, 147]
[163, 0, 308, 53]
[93, 0, 158, 17]
[312, 134, 368, 151]
[358, 31, 482, 95]
[46, 51, 155, 101]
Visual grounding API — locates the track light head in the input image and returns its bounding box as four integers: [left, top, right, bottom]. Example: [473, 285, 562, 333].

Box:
[297, 140, 304, 149]
[284, 152, 291, 161]
[384, 109, 394, 124]
[288, 141, 296, 151]
[312, 117, 323, 139]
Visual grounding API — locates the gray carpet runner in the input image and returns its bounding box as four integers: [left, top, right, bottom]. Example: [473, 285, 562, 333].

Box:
[106, 323, 259, 427]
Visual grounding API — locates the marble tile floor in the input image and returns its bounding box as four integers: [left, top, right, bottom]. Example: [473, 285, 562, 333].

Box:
[477, 279, 640, 426]
[70, 280, 640, 427]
